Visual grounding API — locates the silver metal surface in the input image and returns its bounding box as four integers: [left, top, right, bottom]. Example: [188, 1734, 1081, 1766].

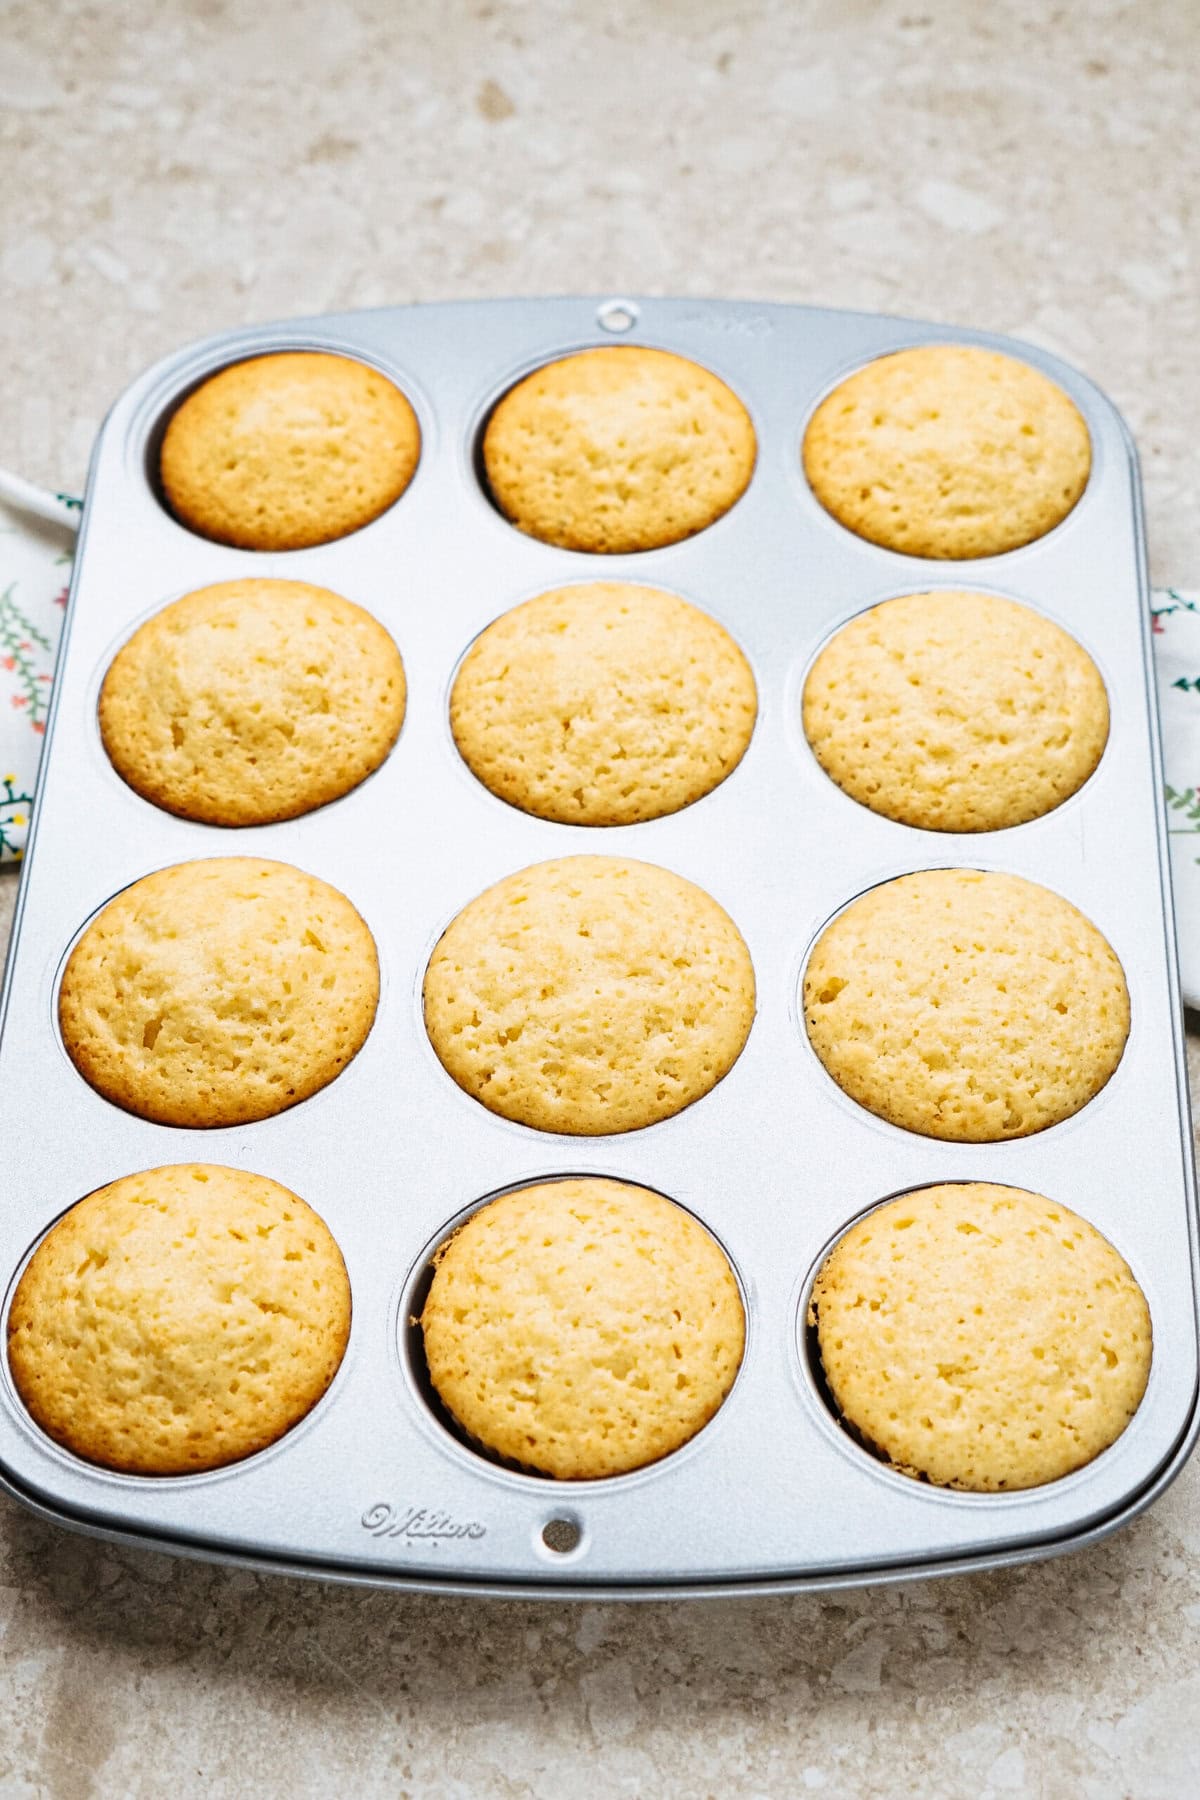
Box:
[0, 296, 1195, 1598]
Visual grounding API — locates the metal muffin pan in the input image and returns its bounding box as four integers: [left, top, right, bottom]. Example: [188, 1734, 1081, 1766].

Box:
[0, 296, 1196, 1599]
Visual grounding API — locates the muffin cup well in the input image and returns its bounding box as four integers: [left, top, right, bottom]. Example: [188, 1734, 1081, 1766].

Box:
[401, 1176, 748, 1484]
[799, 1181, 1153, 1496]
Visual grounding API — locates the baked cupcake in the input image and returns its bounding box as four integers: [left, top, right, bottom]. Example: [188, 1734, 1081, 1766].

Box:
[8, 1163, 351, 1475]
[421, 1177, 744, 1477]
[59, 858, 379, 1127]
[803, 869, 1128, 1140]
[483, 346, 756, 552]
[100, 579, 406, 825]
[423, 855, 755, 1133]
[810, 1183, 1151, 1490]
[160, 351, 420, 550]
[451, 582, 756, 824]
[803, 344, 1091, 558]
[802, 590, 1108, 830]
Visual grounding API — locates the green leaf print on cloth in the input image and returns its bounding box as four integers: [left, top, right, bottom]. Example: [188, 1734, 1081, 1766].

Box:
[1166, 785, 1200, 829]
[0, 497, 70, 862]
[1149, 589, 1200, 1006]
[1155, 591, 1200, 866]
[0, 583, 56, 730]
[0, 773, 35, 861]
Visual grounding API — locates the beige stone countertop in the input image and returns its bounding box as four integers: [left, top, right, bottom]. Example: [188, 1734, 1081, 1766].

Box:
[2, 1, 1199, 1793]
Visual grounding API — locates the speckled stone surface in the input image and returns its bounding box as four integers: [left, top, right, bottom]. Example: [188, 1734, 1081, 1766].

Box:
[2, 1, 1199, 1793]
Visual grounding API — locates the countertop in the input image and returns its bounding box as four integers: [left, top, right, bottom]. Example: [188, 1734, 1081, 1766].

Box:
[1, 1, 1199, 1793]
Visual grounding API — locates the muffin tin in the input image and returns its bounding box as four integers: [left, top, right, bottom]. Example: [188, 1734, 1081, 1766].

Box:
[0, 296, 1196, 1597]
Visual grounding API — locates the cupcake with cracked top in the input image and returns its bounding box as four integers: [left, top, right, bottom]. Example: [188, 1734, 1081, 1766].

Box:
[59, 857, 378, 1127]
[421, 1176, 744, 1478]
[8, 1163, 351, 1475]
[423, 855, 755, 1134]
[100, 578, 406, 825]
[451, 582, 756, 824]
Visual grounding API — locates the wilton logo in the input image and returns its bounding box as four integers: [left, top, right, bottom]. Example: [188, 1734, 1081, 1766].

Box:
[677, 310, 773, 338]
[361, 1502, 486, 1544]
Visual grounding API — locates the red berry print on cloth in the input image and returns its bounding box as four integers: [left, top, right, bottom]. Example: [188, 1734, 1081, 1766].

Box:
[0, 506, 69, 862]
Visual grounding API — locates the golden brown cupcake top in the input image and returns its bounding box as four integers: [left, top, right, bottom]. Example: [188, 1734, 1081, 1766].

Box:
[100, 579, 406, 825]
[160, 351, 420, 550]
[451, 582, 756, 824]
[802, 590, 1108, 831]
[424, 855, 755, 1134]
[59, 858, 379, 1127]
[804, 869, 1128, 1140]
[811, 1183, 1151, 1491]
[8, 1163, 351, 1475]
[422, 1177, 744, 1478]
[803, 344, 1090, 558]
[483, 346, 756, 552]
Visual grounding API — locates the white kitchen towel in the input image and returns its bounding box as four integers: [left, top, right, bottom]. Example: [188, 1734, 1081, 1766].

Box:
[1, 484, 1198, 1008]
[1151, 589, 1200, 1008]
[0, 496, 71, 860]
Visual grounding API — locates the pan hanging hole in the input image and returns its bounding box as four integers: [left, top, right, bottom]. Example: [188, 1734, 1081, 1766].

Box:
[597, 299, 639, 335]
[541, 1516, 583, 1554]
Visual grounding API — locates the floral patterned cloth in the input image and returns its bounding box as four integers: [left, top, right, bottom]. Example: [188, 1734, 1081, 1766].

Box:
[1151, 590, 1200, 1007]
[1, 494, 1197, 1006]
[0, 500, 70, 861]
